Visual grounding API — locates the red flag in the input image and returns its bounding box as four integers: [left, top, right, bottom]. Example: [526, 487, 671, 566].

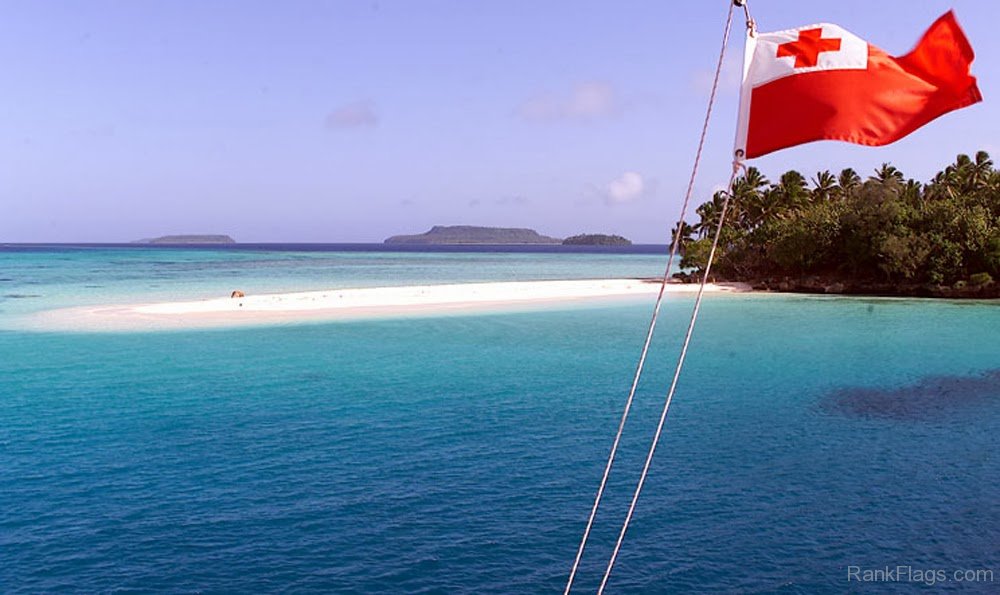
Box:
[735, 11, 982, 159]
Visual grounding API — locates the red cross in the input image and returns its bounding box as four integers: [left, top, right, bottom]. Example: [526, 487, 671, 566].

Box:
[776, 28, 842, 68]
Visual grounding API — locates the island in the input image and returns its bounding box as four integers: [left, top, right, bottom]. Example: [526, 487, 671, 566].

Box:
[385, 225, 561, 245]
[562, 234, 632, 246]
[134, 235, 236, 245]
[674, 151, 1000, 298]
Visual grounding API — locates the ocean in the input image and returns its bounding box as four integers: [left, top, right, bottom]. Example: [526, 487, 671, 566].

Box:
[1, 245, 998, 593]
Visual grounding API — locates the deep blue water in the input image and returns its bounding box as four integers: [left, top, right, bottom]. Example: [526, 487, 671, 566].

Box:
[1, 247, 998, 592]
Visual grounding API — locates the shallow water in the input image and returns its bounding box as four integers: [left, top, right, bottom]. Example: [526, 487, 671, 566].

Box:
[0, 244, 670, 322]
[1, 247, 998, 592]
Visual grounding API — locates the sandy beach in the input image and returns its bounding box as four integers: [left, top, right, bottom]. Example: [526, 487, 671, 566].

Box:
[24, 278, 751, 332]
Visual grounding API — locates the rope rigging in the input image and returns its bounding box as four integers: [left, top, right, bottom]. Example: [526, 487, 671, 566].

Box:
[597, 160, 743, 594]
[565, 1, 753, 592]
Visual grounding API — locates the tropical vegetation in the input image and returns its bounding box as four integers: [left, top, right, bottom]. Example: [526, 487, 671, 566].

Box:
[677, 152, 1000, 292]
[562, 233, 632, 246]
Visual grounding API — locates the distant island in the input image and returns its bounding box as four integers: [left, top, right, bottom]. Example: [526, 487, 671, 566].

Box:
[675, 151, 999, 298]
[385, 225, 561, 245]
[134, 235, 236, 245]
[562, 234, 632, 246]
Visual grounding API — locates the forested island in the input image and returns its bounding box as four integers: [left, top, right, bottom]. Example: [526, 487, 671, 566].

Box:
[562, 234, 632, 246]
[135, 235, 235, 244]
[385, 226, 561, 244]
[675, 152, 1000, 298]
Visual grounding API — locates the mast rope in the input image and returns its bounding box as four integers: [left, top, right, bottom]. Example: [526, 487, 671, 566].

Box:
[564, 2, 741, 592]
[597, 159, 743, 594]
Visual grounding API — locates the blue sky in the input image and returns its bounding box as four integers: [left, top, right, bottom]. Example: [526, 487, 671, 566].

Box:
[1, 0, 997, 243]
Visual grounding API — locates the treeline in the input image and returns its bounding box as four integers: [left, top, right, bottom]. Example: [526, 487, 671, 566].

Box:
[562, 234, 632, 246]
[676, 151, 1000, 290]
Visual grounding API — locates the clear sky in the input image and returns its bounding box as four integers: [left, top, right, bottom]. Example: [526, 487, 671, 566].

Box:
[2, 0, 997, 243]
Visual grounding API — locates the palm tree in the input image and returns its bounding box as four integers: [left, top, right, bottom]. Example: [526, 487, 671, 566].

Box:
[772, 170, 809, 215]
[670, 221, 695, 252]
[694, 191, 728, 238]
[872, 163, 904, 186]
[931, 153, 986, 199]
[729, 167, 769, 230]
[811, 170, 838, 202]
[929, 167, 958, 200]
[738, 167, 770, 196]
[988, 169, 1000, 196]
[838, 168, 861, 198]
[901, 179, 923, 207]
[971, 150, 993, 189]
[951, 154, 974, 194]
[739, 189, 772, 230]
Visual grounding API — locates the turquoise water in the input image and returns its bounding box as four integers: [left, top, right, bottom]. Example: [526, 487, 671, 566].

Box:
[2, 247, 998, 592]
[0, 245, 669, 322]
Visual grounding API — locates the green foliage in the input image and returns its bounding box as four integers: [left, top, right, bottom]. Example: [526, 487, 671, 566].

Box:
[877, 233, 931, 280]
[970, 272, 994, 286]
[766, 201, 841, 274]
[676, 152, 1000, 286]
[985, 235, 1000, 276]
[562, 233, 632, 246]
[680, 237, 713, 271]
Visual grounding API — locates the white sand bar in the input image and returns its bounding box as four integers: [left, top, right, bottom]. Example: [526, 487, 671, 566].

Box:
[24, 279, 751, 332]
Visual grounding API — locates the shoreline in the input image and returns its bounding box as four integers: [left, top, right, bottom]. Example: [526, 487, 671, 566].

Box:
[22, 278, 752, 333]
[743, 276, 999, 299]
